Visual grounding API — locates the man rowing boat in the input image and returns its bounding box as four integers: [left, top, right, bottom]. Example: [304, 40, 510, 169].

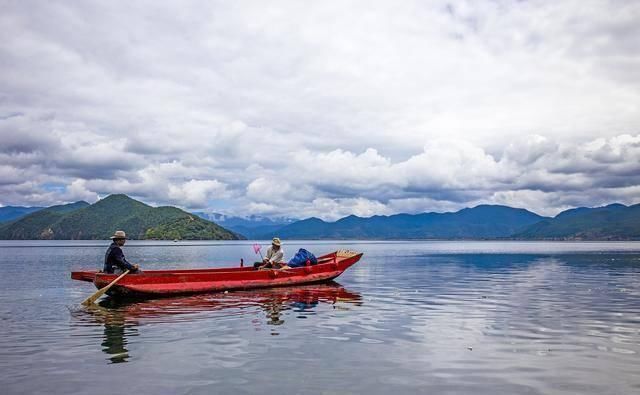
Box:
[104, 230, 140, 274]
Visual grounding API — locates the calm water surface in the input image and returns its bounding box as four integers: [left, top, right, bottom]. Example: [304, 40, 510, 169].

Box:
[1, 241, 639, 394]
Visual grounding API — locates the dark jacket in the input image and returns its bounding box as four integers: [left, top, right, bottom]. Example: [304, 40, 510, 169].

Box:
[104, 242, 137, 273]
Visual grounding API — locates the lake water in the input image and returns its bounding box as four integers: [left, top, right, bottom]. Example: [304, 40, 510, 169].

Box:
[1, 240, 640, 394]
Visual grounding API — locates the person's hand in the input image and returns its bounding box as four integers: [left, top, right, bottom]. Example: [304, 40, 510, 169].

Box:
[134, 264, 139, 270]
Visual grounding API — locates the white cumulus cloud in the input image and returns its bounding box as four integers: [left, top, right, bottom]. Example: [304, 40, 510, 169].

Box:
[0, 1, 639, 218]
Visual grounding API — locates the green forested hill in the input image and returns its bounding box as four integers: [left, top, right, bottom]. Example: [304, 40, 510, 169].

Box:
[0, 206, 45, 223]
[0, 194, 242, 240]
[514, 203, 640, 240]
[0, 201, 89, 239]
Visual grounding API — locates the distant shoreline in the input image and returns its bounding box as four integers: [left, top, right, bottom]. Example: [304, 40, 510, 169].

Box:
[2, 237, 639, 242]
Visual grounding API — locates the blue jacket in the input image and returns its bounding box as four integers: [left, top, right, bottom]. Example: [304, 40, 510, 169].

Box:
[104, 243, 136, 273]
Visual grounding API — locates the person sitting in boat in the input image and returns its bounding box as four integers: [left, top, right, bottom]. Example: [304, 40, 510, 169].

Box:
[104, 230, 140, 274]
[255, 237, 286, 269]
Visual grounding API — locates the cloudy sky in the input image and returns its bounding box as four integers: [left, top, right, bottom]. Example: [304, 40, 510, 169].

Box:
[1, 0, 639, 219]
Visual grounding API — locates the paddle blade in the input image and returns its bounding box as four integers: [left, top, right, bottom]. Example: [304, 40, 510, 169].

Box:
[81, 270, 130, 306]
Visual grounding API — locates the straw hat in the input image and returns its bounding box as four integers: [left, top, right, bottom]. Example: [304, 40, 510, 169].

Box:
[272, 237, 281, 246]
[110, 230, 127, 239]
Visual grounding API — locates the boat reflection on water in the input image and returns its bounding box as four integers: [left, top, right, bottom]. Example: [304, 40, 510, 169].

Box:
[254, 282, 362, 329]
[72, 282, 361, 363]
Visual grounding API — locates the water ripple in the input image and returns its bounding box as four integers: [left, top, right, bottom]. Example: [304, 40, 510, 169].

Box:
[2, 243, 640, 394]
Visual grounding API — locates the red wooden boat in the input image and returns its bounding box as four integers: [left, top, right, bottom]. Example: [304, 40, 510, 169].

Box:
[71, 250, 363, 298]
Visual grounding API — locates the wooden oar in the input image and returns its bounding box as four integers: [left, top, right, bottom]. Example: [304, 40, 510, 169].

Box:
[81, 270, 130, 306]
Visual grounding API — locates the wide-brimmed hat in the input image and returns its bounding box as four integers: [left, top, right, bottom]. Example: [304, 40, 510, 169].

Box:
[272, 237, 281, 246]
[110, 230, 128, 239]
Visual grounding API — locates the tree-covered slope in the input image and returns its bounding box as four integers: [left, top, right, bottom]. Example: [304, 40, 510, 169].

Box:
[0, 206, 44, 223]
[0, 202, 89, 239]
[46, 201, 91, 213]
[0, 195, 242, 240]
[514, 204, 640, 240]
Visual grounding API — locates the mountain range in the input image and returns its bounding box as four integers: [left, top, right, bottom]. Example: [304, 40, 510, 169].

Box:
[0, 195, 241, 240]
[204, 203, 640, 240]
[263, 205, 548, 239]
[192, 212, 294, 239]
[2, 195, 639, 240]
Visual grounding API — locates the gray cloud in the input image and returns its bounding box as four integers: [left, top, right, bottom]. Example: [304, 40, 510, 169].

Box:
[0, 1, 639, 217]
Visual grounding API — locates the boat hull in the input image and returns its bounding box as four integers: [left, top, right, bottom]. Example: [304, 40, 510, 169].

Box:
[71, 250, 363, 298]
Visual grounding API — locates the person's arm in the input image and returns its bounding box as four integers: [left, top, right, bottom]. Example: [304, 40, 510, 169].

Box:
[263, 247, 273, 263]
[112, 247, 137, 272]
